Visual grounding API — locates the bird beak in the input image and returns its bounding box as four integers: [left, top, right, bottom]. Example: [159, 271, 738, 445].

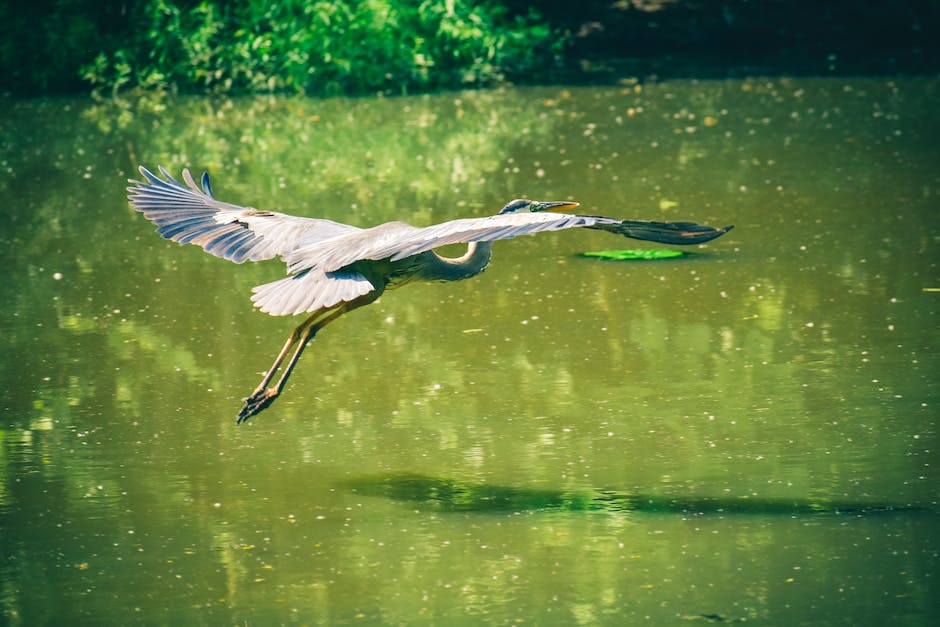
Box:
[535, 201, 580, 212]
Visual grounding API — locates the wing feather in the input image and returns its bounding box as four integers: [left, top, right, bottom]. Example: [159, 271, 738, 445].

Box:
[282, 211, 732, 274]
[285, 212, 612, 274]
[128, 166, 360, 263]
[250, 269, 376, 316]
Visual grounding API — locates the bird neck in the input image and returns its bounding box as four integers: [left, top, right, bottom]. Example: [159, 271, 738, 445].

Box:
[420, 241, 494, 282]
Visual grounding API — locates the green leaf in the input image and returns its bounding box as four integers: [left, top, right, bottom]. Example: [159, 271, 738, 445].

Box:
[580, 249, 686, 261]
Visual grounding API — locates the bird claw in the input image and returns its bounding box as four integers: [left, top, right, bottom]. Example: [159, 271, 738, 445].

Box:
[237, 389, 278, 424]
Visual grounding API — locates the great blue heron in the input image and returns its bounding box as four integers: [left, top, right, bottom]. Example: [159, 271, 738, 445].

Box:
[128, 166, 733, 423]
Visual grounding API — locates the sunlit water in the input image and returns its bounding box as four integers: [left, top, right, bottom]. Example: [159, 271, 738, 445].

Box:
[1, 78, 937, 625]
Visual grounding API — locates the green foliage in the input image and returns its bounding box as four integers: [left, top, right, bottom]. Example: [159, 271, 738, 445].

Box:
[79, 0, 562, 96]
[580, 249, 686, 261]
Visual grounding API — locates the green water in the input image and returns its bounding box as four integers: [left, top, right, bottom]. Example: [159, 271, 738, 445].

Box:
[1, 78, 937, 625]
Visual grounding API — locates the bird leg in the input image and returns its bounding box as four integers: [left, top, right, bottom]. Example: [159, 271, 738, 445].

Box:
[237, 305, 350, 424]
[237, 323, 311, 423]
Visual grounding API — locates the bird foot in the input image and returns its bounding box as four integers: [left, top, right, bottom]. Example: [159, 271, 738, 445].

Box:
[237, 388, 279, 424]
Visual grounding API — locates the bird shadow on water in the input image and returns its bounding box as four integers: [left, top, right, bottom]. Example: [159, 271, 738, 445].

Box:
[337, 472, 927, 517]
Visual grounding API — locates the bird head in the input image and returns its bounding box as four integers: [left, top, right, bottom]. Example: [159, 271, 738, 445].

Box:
[498, 199, 579, 214]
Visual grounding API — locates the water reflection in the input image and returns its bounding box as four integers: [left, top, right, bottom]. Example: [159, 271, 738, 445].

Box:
[340, 472, 922, 515]
[1, 78, 938, 624]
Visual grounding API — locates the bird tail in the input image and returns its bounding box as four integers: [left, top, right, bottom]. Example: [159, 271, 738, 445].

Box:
[588, 219, 734, 245]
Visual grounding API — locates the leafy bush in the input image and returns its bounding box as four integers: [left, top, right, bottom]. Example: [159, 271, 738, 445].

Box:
[80, 0, 562, 95]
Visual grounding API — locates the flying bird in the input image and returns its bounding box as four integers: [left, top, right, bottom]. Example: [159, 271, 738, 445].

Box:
[128, 166, 733, 423]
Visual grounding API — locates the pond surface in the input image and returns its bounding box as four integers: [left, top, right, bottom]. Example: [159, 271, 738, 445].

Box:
[1, 78, 938, 625]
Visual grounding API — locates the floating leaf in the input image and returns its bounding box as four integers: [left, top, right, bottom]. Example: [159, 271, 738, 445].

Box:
[580, 249, 686, 261]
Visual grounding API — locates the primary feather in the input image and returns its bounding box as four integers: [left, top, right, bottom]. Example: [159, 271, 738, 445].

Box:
[128, 166, 359, 263]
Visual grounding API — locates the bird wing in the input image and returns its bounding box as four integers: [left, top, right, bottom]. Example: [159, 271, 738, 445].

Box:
[127, 166, 360, 263]
[587, 219, 734, 245]
[285, 212, 611, 274]
[250, 268, 376, 316]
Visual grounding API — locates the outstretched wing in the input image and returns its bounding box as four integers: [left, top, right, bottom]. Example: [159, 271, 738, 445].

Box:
[285, 211, 732, 275]
[388, 214, 733, 257]
[127, 166, 360, 263]
[587, 219, 733, 245]
[285, 212, 606, 274]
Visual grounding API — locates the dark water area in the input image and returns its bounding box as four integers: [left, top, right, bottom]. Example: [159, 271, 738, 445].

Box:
[340, 472, 925, 515]
[0, 77, 938, 624]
